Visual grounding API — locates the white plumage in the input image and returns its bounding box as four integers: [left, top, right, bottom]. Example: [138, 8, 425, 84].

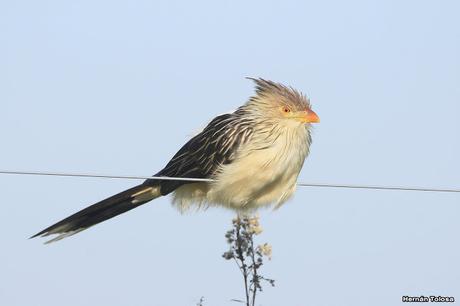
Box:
[173, 117, 311, 211]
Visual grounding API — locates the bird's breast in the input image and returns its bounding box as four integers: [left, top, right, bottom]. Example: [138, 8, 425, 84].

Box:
[207, 125, 310, 210]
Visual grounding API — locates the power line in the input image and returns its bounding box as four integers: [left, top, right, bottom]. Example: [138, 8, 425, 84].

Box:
[0, 170, 212, 182]
[296, 183, 460, 193]
[0, 170, 459, 193]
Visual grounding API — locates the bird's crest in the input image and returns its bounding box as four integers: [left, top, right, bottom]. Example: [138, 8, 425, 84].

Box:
[245, 77, 311, 110]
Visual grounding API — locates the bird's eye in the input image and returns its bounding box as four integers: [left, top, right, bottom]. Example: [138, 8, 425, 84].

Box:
[282, 106, 291, 113]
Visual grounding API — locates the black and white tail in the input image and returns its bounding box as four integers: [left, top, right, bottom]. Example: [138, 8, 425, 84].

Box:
[31, 184, 161, 243]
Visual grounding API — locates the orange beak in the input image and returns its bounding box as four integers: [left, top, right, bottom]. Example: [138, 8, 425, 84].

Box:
[301, 110, 320, 123]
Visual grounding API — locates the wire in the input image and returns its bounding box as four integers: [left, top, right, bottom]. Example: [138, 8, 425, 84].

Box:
[296, 183, 460, 193]
[0, 169, 459, 193]
[0, 170, 212, 182]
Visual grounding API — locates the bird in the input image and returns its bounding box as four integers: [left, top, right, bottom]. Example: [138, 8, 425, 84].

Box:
[31, 78, 320, 243]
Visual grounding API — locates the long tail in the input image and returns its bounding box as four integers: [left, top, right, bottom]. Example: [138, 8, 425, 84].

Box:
[31, 183, 161, 243]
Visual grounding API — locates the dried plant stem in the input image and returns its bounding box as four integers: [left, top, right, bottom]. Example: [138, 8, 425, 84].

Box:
[222, 215, 275, 306]
[235, 219, 250, 306]
[249, 238, 258, 306]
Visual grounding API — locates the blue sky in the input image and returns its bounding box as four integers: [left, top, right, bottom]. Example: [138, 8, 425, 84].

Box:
[1, 0, 459, 305]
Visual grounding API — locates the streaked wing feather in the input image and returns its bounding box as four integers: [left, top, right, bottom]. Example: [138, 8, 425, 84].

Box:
[147, 113, 253, 195]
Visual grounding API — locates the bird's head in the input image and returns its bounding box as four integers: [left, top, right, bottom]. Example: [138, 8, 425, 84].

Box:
[243, 78, 320, 126]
